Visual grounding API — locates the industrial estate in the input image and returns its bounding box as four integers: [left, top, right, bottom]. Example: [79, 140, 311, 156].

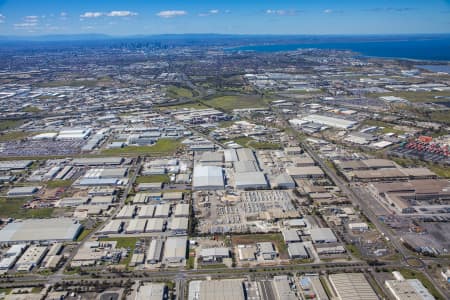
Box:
[0, 34, 449, 300]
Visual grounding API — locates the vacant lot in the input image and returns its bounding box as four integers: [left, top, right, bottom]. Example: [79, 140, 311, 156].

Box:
[135, 174, 170, 184]
[0, 120, 24, 131]
[0, 198, 54, 219]
[231, 233, 288, 259]
[102, 139, 181, 156]
[369, 91, 450, 103]
[166, 86, 194, 99]
[0, 131, 34, 142]
[204, 95, 268, 111]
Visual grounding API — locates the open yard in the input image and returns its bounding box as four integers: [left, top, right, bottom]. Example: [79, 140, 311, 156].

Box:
[0, 131, 34, 142]
[0, 120, 25, 131]
[135, 174, 170, 184]
[0, 198, 54, 219]
[203, 94, 269, 111]
[101, 139, 181, 156]
[166, 85, 194, 99]
[231, 233, 288, 259]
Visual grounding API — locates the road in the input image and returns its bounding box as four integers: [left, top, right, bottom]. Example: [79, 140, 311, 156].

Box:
[298, 140, 450, 299]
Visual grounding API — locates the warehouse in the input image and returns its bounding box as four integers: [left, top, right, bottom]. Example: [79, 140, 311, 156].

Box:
[7, 186, 40, 197]
[197, 151, 224, 166]
[328, 273, 378, 300]
[199, 248, 230, 263]
[192, 165, 224, 190]
[224, 149, 239, 163]
[135, 283, 166, 300]
[233, 160, 259, 173]
[310, 228, 338, 244]
[98, 220, 123, 235]
[385, 272, 434, 300]
[83, 168, 128, 179]
[257, 242, 277, 260]
[56, 197, 89, 207]
[154, 203, 171, 218]
[238, 245, 256, 261]
[0, 219, 82, 244]
[271, 173, 296, 189]
[282, 229, 301, 244]
[170, 217, 189, 235]
[15, 245, 48, 271]
[235, 171, 268, 190]
[174, 204, 190, 217]
[137, 182, 163, 191]
[90, 195, 115, 206]
[302, 114, 357, 129]
[72, 157, 124, 166]
[147, 239, 164, 264]
[0, 160, 33, 171]
[236, 148, 257, 162]
[137, 205, 155, 218]
[163, 236, 187, 265]
[163, 192, 183, 201]
[286, 166, 324, 179]
[146, 219, 166, 232]
[78, 178, 120, 186]
[125, 219, 147, 234]
[288, 242, 309, 259]
[190, 279, 245, 300]
[348, 222, 369, 232]
[115, 205, 136, 219]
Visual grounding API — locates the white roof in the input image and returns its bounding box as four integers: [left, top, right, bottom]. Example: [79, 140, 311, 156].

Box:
[193, 165, 224, 190]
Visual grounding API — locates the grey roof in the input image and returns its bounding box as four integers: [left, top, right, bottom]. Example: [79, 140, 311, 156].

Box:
[199, 247, 230, 258]
[198, 280, 245, 300]
[233, 160, 259, 173]
[7, 186, 39, 196]
[0, 219, 82, 243]
[193, 165, 224, 190]
[236, 148, 256, 162]
[235, 172, 267, 189]
[288, 243, 309, 258]
[328, 273, 378, 300]
[163, 236, 187, 259]
[310, 228, 337, 243]
[72, 157, 123, 166]
[282, 229, 301, 242]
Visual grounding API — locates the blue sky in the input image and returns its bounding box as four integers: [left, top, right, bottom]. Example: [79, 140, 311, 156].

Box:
[0, 0, 449, 36]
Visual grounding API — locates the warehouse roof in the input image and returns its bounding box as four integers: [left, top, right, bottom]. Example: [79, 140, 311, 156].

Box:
[328, 273, 378, 300]
[193, 165, 224, 190]
[286, 166, 324, 177]
[288, 242, 309, 258]
[0, 219, 82, 243]
[310, 228, 337, 243]
[198, 279, 245, 300]
[163, 236, 187, 259]
[235, 172, 267, 189]
[72, 157, 124, 166]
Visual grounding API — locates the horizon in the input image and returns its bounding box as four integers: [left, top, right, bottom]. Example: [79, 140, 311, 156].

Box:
[0, 0, 450, 36]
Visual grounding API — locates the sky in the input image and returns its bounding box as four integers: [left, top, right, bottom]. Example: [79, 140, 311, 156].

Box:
[0, 0, 449, 36]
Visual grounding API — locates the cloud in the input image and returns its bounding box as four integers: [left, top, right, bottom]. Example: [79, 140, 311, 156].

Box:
[106, 11, 138, 17]
[198, 9, 220, 17]
[365, 7, 415, 13]
[80, 12, 103, 18]
[0, 14, 4, 23]
[265, 9, 299, 16]
[323, 9, 333, 14]
[156, 10, 187, 18]
[14, 15, 39, 30]
[60, 12, 67, 17]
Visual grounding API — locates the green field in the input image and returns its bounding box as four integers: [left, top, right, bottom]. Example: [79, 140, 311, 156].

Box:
[159, 101, 209, 110]
[368, 91, 450, 103]
[430, 111, 450, 124]
[0, 131, 34, 142]
[204, 95, 269, 111]
[0, 120, 24, 131]
[46, 180, 74, 188]
[166, 86, 194, 99]
[22, 106, 41, 113]
[101, 138, 181, 156]
[228, 136, 281, 150]
[0, 198, 54, 219]
[362, 120, 404, 135]
[135, 174, 170, 184]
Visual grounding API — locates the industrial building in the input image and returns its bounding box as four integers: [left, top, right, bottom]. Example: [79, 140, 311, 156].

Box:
[301, 114, 357, 129]
[7, 186, 40, 197]
[115, 205, 136, 219]
[385, 272, 434, 300]
[15, 245, 48, 271]
[170, 217, 189, 235]
[163, 236, 187, 265]
[154, 203, 171, 218]
[199, 248, 230, 263]
[282, 229, 301, 244]
[288, 243, 309, 259]
[286, 166, 325, 179]
[72, 157, 124, 166]
[125, 219, 147, 234]
[134, 283, 166, 300]
[189, 279, 245, 300]
[192, 165, 224, 190]
[147, 239, 164, 264]
[309, 228, 338, 244]
[328, 273, 378, 300]
[235, 171, 268, 190]
[174, 204, 190, 217]
[146, 218, 166, 232]
[137, 205, 155, 218]
[0, 219, 82, 244]
[98, 220, 123, 235]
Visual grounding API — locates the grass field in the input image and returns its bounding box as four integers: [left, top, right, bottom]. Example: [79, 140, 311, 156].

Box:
[399, 268, 445, 300]
[101, 138, 181, 156]
[166, 86, 194, 99]
[0, 120, 24, 131]
[204, 94, 269, 111]
[46, 180, 74, 188]
[22, 106, 41, 113]
[362, 120, 404, 135]
[159, 101, 209, 110]
[368, 91, 450, 103]
[430, 111, 450, 124]
[231, 233, 288, 259]
[0, 131, 34, 142]
[228, 136, 281, 150]
[135, 174, 170, 184]
[0, 198, 54, 219]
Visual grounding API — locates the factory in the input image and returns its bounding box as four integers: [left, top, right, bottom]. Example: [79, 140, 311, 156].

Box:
[72, 157, 124, 166]
[309, 228, 338, 244]
[145, 218, 166, 232]
[199, 247, 230, 263]
[0, 219, 82, 244]
[170, 217, 189, 235]
[385, 272, 434, 300]
[7, 186, 40, 197]
[188, 279, 245, 300]
[234, 171, 268, 190]
[163, 236, 187, 265]
[192, 165, 224, 190]
[15, 245, 48, 271]
[328, 273, 378, 300]
[174, 204, 190, 217]
[147, 239, 164, 264]
[286, 166, 324, 179]
[134, 283, 166, 300]
[301, 114, 358, 129]
[288, 243, 309, 259]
